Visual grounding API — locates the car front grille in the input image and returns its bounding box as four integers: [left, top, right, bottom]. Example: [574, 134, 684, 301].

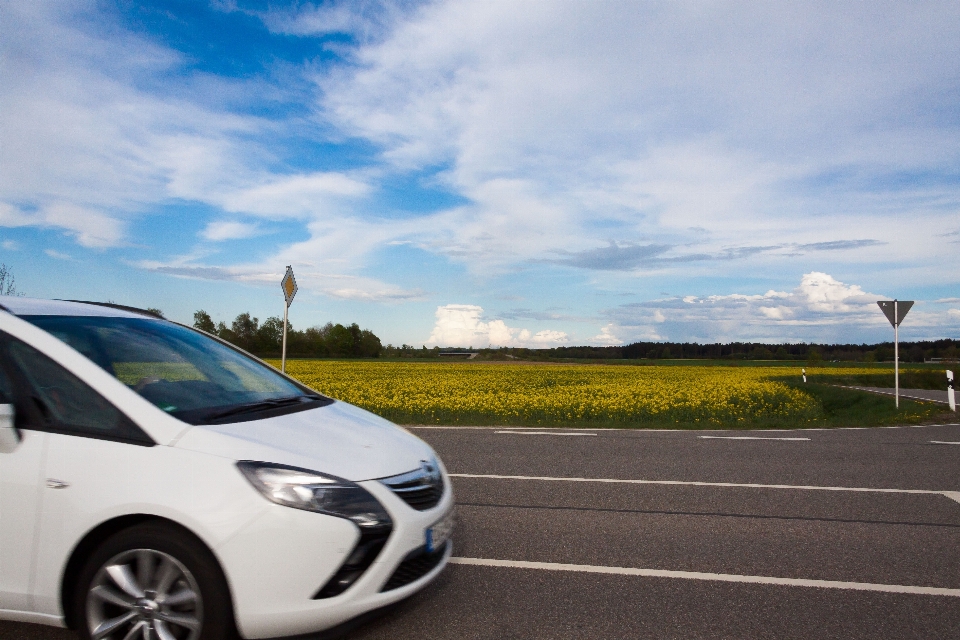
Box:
[380, 542, 449, 592]
[379, 460, 444, 511]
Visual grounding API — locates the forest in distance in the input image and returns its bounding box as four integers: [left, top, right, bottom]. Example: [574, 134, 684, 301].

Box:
[191, 310, 383, 358]
[187, 308, 960, 363]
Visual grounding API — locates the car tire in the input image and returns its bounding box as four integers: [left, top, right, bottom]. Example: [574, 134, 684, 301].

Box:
[72, 521, 236, 640]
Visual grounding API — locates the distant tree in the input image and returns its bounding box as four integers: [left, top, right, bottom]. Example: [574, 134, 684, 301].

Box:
[193, 310, 216, 333]
[258, 316, 286, 351]
[326, 323, 356, 357]
[231, 313, 259, 351]
[213, 321, 234, 344]
[359, 329, 382, 357]
[301, 325, 330, 357]
[146, 307, 165, 319]
[0, 264, 22, 296]
[751, 346, 773, 359]
[806, 348, 822, 365]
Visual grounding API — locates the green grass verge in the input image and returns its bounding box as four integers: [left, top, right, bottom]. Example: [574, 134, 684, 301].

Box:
[780, 382, 949, 428]
[802, 370, 952, 390]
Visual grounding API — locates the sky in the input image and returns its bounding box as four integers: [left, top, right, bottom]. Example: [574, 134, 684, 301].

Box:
[1, 0, 959, 348]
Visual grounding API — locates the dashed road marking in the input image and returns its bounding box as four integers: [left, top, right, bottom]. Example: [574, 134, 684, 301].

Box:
[449, 473, 960, 504]
[495, 431, 597, 436]
[406, 423, 958, 432]
[930, 441, 960, 445]
[448, 557, 960, 597]
[698, 436, 810, 441]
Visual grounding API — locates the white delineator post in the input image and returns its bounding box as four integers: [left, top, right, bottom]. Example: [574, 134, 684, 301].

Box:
[802, 368, 806, 383]
[280, 265, 298, 374]
[948, 370, 956, 412]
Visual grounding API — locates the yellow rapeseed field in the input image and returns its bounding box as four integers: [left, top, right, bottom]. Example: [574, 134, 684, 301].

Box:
[269, 361, 825, 427]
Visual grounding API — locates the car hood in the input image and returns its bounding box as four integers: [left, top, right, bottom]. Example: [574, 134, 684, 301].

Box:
[172, 400, 435, 482]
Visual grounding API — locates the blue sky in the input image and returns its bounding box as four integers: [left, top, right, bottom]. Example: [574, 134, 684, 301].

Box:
[2, 0, 959, 347]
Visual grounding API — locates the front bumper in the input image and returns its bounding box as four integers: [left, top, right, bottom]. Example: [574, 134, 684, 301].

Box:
[216, 472, 455, 639]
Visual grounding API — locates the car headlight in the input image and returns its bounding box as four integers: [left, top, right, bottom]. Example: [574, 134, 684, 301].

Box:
[237, 461, 392, 531]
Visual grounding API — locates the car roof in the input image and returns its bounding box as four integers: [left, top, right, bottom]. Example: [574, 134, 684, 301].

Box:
[0, 296, 160, 319]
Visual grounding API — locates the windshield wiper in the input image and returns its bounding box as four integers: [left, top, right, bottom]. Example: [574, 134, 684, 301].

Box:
[203, 395, 322, 423]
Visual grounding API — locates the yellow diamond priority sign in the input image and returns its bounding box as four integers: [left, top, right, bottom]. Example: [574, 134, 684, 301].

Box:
[281, 265, 297, 307]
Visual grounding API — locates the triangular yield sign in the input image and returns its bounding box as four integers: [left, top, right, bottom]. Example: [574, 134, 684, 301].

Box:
[877, 300, 913, 327]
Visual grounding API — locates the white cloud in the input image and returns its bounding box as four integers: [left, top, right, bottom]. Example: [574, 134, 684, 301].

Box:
[2, 240, 18, 250]
[591, 324, 621, 346]
[252, 1, 402, 39]
[0, 3, 266, 246]
[44, 249, 72, 260]
[313, 0, 960, 278]
[201, 221, 260, 242]
[3, 0, 959, 338]
[317, 274, 425, 302]
[607, 271, 960, 343]
[136, 258, 424, 303]
[796, 272, 873, 313]
[1, 202, 125, 248]
[218, 172, 371, 219]
[759, 306, 793, 320]
[426, 304, 568, 348]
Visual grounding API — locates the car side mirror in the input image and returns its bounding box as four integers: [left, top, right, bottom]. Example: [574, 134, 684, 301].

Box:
[0, 404, 19, 453]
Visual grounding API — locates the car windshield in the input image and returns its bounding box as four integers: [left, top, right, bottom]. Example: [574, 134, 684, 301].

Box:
[21, 315, 330, 425]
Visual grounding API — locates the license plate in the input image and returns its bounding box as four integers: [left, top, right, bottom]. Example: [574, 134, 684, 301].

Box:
[426, 509, 455, 553]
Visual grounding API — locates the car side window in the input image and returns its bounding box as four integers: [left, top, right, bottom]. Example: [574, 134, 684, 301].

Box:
[0, 354, 13, 405]
[0, 333, 152, 445]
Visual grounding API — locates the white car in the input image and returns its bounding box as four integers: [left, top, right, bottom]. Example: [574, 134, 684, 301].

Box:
[0, 297, 454, 640]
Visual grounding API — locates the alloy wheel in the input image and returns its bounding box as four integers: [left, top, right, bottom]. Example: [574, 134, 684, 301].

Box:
[85, 548, 203, 640]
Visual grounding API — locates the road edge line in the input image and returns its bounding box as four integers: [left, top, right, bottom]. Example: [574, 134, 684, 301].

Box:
[448, 557, 960, 597]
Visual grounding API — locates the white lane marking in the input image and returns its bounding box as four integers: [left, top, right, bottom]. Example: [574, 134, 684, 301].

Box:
[842, 386, 950, 405]
[698, 436, 810, 441]
[407, 426, 506, 430]
[495, 431, 597, 436]
[407, 423, 957, 432]
[449, 473, 960, 503]
[448, 557, 960, 597]
[930, 441, 960, 445]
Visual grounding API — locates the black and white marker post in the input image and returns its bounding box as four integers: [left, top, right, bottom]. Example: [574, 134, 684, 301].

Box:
[948, 370, 956, 412]
[280, 265, 298, 374]
[877, 299, 913, 408]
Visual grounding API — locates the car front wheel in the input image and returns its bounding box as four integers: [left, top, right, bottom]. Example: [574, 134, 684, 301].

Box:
[73, 522, 234, 640]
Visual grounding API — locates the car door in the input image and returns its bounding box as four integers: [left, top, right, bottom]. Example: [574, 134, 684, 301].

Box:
[0, 333, 155, 617]
[0, 332, 49, 613]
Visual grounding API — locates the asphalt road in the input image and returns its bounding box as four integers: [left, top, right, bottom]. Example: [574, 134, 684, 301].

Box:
[5, 421, 960, 639]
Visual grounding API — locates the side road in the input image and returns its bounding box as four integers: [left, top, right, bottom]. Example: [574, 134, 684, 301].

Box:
[843, 386, 951, 404]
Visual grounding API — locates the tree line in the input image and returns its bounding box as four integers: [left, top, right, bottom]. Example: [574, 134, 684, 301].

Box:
[193, 310, 382, 358]
[542, 339, 960, 363]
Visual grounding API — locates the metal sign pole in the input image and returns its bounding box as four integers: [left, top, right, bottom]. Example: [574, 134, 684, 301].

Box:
[877, 299, 912, 411]
[279, 265, 298, 375]
[282, 301, 288, 374]
[894, 300, 899, 409]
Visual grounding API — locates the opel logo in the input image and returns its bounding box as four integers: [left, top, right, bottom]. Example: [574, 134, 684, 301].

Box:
[419, 459, 440, 485]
